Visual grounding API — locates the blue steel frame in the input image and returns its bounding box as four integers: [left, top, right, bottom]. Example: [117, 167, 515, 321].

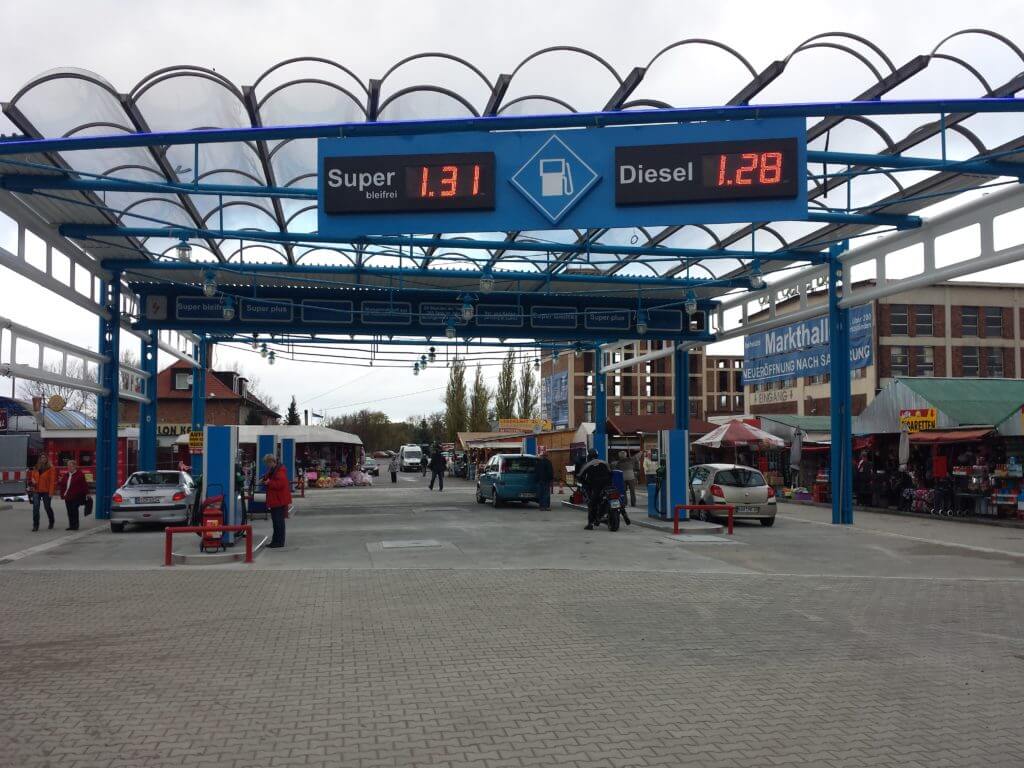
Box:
[593, 345, 607, 460]
[828, 243, 853, 525]
[94, 276, 121, 520]
[45, 96, 1023, 527]
[138, 333, 159, 472]
[190, 338, 208, 476]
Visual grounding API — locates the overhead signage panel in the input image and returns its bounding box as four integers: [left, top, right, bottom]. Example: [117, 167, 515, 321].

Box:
[323, 151, 495, 214]
[301, 300, 354, 324]
[614, 138, 800, 205]
[141, 288, 717, 343]
[318, 118, 807, 237]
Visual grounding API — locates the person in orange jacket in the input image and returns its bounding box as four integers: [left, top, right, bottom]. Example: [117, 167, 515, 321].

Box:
[27, 455, 57, 531]
[261, 453, 292, 548]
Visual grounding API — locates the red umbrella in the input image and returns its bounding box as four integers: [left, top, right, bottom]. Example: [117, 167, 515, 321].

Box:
[694, 421, 784, 462]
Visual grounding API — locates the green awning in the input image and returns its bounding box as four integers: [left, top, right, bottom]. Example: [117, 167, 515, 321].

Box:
[897, 377, 1024, 426]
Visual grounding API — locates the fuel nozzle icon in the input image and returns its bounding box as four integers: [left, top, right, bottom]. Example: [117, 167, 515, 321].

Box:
[539, 158, 574, 197]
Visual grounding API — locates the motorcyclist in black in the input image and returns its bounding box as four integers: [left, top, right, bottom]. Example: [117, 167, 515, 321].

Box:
[577, 449, 613, 530]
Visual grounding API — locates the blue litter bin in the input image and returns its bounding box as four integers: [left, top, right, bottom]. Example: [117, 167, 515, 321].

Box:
[647, 482, 659, 518]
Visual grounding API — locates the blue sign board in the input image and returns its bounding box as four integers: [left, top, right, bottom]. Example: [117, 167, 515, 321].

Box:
[742, 304, 873, 384]
[318, 118, 807, 237]
[542, 371, 570, 428]
[148, 287, 714, 343]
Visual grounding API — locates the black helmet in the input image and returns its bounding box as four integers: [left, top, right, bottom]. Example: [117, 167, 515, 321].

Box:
[587, 449, 598, 460]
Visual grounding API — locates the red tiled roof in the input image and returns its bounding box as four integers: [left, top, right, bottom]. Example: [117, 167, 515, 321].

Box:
[157, 361, 240, 400]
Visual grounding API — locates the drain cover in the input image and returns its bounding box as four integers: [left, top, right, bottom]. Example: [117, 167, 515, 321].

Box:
[380, 539, 443, 549]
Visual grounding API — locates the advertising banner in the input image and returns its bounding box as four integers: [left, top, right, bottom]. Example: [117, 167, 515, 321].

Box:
[541, 371, 570, 428]
[899, 408, 937, 432]
[742, 304, 873, 385]
[498, 418, 553, 433]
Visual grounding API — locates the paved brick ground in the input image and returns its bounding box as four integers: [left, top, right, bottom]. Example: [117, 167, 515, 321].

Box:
[2, 567, 1023, 767]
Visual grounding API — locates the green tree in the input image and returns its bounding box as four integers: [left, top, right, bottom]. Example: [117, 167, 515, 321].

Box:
[494, 350, 517, 420]
[285, 396, 302, 426]
[517, 361, 538, 420]
[325, 410, 415, 452]
[443, 357, 469, 442]
[468, 364, 491, 431]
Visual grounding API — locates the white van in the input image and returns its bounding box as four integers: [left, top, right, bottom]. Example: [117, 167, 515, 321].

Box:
[398, 444, 423, 472]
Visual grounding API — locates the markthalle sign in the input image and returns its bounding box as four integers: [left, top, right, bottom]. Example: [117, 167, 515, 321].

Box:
[742, 304, 873, 385]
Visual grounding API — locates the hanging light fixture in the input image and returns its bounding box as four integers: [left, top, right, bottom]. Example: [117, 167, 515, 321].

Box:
[202, 270, 217, 297]
[461, 295, 475, 322]
[445, 316, 456, 339]
[420, 353, 428, 369]
[428, 346, 437, 363]
[574, 342, 583, 358]
[479, 271, 495, 294]
[749, 266, 765, 290]
[221, 296, 235, 321]
[268, 350, 276, 366]
[260, 342, 268, 359]
[551, 348, 559, 362]
[251, 334, 258, 350]
[176, 238, 192, 262]
[533, 357, 540, 371]
[684, 291, 698, 316]
[413, 362, 420, 376]
[635, 309, 648, 335]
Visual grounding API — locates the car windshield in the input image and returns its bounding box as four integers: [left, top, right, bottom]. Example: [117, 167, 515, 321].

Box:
[503, 457, 537, 473]
[714, 468, 766, 488]
[127, 472, 180, 486]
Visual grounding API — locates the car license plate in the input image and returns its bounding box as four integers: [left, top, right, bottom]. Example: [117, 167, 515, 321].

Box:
[519, 493, 532, 499]
[737, 505, 758, 514]
[136, 496, 161, 504]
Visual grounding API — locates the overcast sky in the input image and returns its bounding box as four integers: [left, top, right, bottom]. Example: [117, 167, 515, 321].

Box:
[1, 0, 1022, 421]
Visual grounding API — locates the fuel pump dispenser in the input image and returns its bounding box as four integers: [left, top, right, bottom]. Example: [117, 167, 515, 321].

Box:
[201, 425, 239, 545]
[652, 427, 690, 521]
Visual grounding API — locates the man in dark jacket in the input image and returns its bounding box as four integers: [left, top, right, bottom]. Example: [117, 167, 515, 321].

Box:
[428, 449, 446, 491]
[59, 460, 88, 531]
[534, 450, 554, 510]
[577, 450, 613, 530]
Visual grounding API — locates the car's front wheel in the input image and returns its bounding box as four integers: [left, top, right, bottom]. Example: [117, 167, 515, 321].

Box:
[492, 490, 504, 508]
[760, 517, 776, 527]
[110, 522, 126, 533]
[475, 486, 486, 504]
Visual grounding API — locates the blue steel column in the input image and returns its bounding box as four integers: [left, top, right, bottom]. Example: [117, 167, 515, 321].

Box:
[138, 333, 159, 471]
[828, 242, 853, 525]
[95, 273, 121, 520]
[190, 336, 208, 475]
[674, 343, 690, 487]
[593, 345, 607, 459]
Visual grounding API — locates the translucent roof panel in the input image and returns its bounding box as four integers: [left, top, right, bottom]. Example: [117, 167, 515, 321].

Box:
[0, 31, 1021, 300]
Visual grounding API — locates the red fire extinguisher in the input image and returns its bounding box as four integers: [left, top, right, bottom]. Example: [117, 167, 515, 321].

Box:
[199, 494, 225, 553]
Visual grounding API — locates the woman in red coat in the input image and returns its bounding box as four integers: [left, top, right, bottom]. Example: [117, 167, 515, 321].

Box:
[261, 454, 292, 548]
[60, 460, 89, 531]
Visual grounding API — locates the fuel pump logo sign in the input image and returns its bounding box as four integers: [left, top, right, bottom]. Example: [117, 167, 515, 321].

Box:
[509, 134, 600, 224]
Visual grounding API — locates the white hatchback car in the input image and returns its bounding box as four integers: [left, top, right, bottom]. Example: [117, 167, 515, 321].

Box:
[110, 470, 197, 532]
[688, 463, 777, 526]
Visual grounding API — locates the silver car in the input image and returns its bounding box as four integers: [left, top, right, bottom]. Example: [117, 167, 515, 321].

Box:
[110, 470, 197, 532]
[688, 463, 777, 526]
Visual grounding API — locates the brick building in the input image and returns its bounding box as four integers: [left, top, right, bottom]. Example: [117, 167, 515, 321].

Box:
[744, 281, 1024, 417]
[540, 343, 744, 431]
[118, 360, 279, 438]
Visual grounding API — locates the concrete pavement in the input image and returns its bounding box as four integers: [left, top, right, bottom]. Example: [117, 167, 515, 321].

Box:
[2, 476, 1023, 767]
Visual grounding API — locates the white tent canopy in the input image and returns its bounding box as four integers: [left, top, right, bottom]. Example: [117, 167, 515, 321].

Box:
[175, 424, 362, 446]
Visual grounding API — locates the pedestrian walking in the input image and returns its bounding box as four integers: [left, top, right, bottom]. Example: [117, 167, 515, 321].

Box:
[428, 449, 446, 491]
[389, 455, 398, 484]
[261, 453, 292, 548]
[59, 460, 88, 531]
[615, 450, 638, 507]
[535, 450, 554, 510]
[27, 455, 56, 531]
